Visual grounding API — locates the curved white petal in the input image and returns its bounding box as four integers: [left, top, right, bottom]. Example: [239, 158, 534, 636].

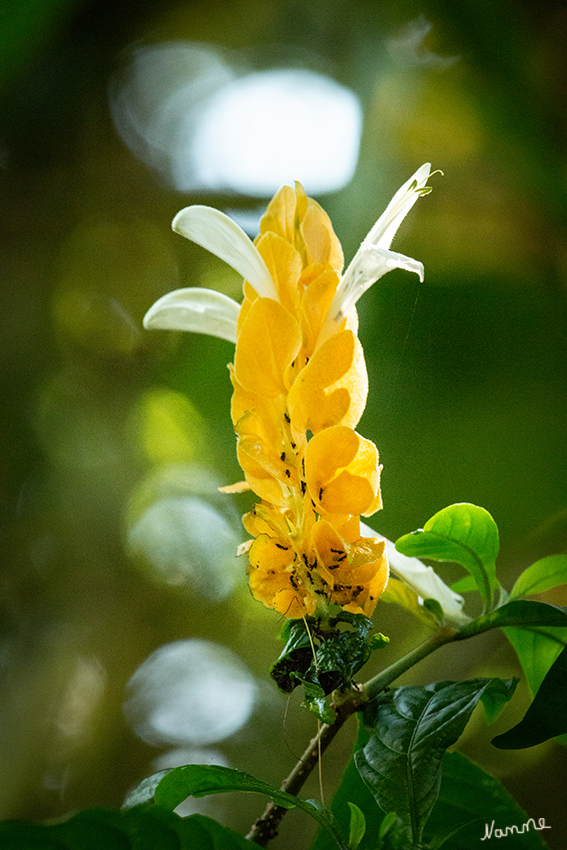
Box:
[367, 162, 431, 250]
[325, 244, 424, 329]
[320, 164, 431, 339]
[143, 287, 240, 343]
[172, 205, 277, 300]
[361, 523, 470, 627]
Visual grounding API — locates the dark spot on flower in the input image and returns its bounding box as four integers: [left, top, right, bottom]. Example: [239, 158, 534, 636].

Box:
[300, 480, 307, 495]
[275, 543, 289, 550]
[280, 451, 286, 461]
[285, 468, 291, 478]
[284, 412, 291, 423]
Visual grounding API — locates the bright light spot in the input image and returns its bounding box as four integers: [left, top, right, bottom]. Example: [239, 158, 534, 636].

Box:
[128, 495, 240, 599]
[186, 68, 362, 195]
[124, 639, 257, 746]
[110, 42, 363, 196]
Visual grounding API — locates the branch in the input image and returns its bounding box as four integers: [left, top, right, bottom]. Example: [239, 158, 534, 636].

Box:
[246, 626, 458, 846]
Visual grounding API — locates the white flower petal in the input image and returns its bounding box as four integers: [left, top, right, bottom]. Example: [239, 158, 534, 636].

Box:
[143, 287, 240, 343]
[325, 244, 424, 326]
[366, 162, 431, 250]
[320, 163, 431, 338]
[172, 205, 277, 300]
[361, 523, 470, 627]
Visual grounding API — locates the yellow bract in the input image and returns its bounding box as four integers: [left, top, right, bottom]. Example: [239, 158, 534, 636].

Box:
[231, 182, 389, 618]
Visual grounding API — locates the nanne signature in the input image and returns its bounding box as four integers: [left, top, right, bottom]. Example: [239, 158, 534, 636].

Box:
[481, 817, 551, 840]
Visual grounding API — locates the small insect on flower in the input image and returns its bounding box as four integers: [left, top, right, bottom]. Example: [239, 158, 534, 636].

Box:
[144, 165, 436, 618]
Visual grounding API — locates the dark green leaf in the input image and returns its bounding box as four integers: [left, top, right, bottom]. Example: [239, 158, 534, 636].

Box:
[457, 600, 567, 639]
[395, 503, 500, 611]
[270, 619, 313, 693]
[510, 554, 567, 599]
[154, 764, 348, 850]
[424, 751, 552, 849]
[0, 822, 68, 850]
[354, 679, 515, 847]
[0, 806, 257, 850]
[493, 644, 567, 748]
[179, 814, 259, 849]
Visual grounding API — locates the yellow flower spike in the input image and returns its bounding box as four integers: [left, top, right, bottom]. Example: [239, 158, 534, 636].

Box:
[145, 165, 435, 619]
[287, 330, 368, 435]
[305, 425, 382, 517]
[234, 298, 302, 396]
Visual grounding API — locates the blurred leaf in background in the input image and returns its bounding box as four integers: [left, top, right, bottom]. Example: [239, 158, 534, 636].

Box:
[1, 0, 566, 848]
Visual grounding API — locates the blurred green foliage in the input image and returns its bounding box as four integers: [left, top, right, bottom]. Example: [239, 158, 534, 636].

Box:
[1, 0, 566, 848]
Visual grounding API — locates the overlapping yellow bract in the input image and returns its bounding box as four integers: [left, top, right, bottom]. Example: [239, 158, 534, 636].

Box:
[233, 183, 388, 618]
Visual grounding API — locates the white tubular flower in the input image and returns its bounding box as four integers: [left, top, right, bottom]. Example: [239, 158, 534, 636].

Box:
[172, 205, 278, 301]
[144, 165, 434, 347]
[361, 522, 470, 627]
[143, 287, 241, 343]
[321, 163, 432, 337]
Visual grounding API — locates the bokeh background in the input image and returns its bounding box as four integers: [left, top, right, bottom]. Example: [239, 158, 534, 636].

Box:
[2, 0, 567, 847]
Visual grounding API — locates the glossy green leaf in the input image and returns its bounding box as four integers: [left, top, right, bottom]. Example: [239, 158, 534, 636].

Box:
[395, 503, 500, 611]
[493, 643, 567, 748]
[457, 600, 567, 640]
[270, 619, 313, 693]
[510, 554, 567, 599]
[354, 678, 515, 847]
[347, 802, 366, 850]
[424, 752, 551, 849]
[504, 625, 567, 695]
[153, 764, 348, 850]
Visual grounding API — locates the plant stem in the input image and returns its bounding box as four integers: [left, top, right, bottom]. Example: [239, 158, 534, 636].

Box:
[361, 625, 458, 703]
[246, 626, 458, 846]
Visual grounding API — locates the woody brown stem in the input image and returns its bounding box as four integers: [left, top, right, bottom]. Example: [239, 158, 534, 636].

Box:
[245, 698, 359, 846]
[246, 627, 458, 847]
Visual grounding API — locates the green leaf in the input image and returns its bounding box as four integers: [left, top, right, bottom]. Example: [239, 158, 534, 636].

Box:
[270, 619, 313, 693]
[301, 679, 337, 724]
[450, 575, 477, 594]
[480, 678, 518, 724]
[457, 599, 567, 639]
[424, 751, 552, 849]
[510, 554, 567, 599]
[0, 807, 258, 850]
[493, 643, 567, 748]
[354, 679, 515, 847]
[395, 503, 500, 611]
[270, 612, 378, 696]
[504, 625, 567, 695]
[347, 802, 366, 850]
[153, 764, 348, 850]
